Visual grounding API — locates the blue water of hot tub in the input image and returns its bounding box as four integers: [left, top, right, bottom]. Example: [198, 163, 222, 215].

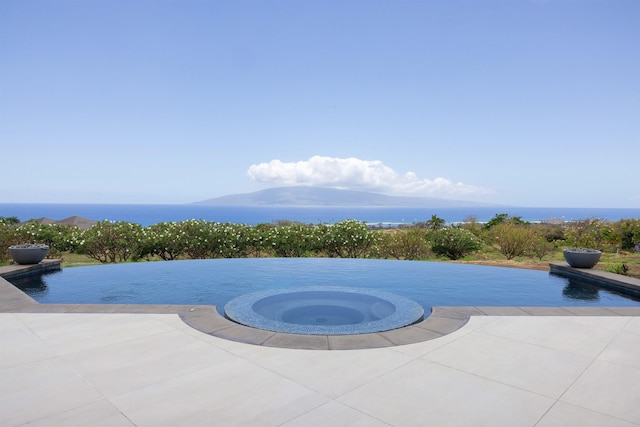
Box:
[224, 286, 425, 335]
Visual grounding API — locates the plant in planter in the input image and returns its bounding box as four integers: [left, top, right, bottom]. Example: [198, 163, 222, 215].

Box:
[8, 243, 49, 265]
[563, 247, 602, 269]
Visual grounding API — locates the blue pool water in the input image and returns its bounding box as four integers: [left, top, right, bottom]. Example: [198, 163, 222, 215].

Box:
[224, 286, 425, 335]
[9, 259, 640, 311]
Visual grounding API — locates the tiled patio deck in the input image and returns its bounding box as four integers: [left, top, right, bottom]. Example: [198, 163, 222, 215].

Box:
[1, 261, 639, 426]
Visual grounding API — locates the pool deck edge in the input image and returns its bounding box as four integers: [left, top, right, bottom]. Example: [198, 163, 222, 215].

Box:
[549, 261, 640, 296]
[2, 261, 639, 350]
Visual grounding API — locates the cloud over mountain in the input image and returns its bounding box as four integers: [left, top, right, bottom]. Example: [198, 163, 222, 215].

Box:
[247, 156, 493, 197]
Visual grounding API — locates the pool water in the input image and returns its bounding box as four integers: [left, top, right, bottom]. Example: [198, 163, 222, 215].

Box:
[223, 286, 425, 335]
[9, 258, 640, 312]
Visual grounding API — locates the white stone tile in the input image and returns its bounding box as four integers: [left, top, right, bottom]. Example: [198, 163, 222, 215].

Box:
[20, 312, 85, 325]
[561, 360, 640, 424]
[554, 315, 632, 331]
[147, 313, 191, 329]
[16, 313, 113, 329]
[109, 358, 329, 426]
[19, 313, 177, 355]
[598, 331, 640, 369]
[536, 401, 638, 427]
[478, 316, 617, 357]
[338, 359, 554, 427]
[179, 325, 268, 356]
[0, 313, 27, 331]
[3, 312, 638, 426]
[243, 346, 414, 398]
[20, 400, 135, 427]
[623, 317, 640, 336]
[0, 358, 104, 426]
[423, 331, 593, 398]
[63, 330, 238, 397]
[0, 314, 56, 368]
[282, 401, 390, 427]
[390, 316, 499, 357]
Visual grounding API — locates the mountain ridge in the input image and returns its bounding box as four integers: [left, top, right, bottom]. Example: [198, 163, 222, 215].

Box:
[194, 187, 505, 208]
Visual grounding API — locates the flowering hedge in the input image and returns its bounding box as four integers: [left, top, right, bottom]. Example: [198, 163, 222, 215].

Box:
[428, 227, 483, 260]
[2, 216, 639, 264]
[0, 219, 385, 263]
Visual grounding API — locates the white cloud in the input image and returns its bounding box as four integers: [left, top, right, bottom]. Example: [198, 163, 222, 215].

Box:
[247, 156, 493, 197]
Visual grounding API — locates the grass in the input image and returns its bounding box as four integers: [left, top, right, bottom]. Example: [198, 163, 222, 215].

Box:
[454, 248, 640, 278]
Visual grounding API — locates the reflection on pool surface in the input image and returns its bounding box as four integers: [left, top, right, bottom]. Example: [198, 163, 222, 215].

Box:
[9, 258, 640, 312]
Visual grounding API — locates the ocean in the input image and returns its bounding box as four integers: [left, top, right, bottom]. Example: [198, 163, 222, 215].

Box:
[1, 203, 639, 226]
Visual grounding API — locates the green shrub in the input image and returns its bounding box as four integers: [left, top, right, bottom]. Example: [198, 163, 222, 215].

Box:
[428, 227, 483, 260]
[458, 216, 483, 237]
[72, 221, 143, 263]
[606, 263, 630, 275]
[0, 222, 21, 262]
[377, 228, 430, 260]
[618, 219, 640, 251]
[318, 219, 380, 258]
[208, 222, 254, 258]
[537, 224, 565, 242]
[0, 216, 20, 225]
[180, 219, 216, 259]
[414, 214, 446, 230]
[14, 221, 76, 257]
[482, 213, 526, 231]
[528, 238, 556, 261]
[245, 224, 272, 257]
[564, 218, 615, 250]
[487, 221, 540, 260]
[265, 223, 317, 257]
[141, 221, 188, 260]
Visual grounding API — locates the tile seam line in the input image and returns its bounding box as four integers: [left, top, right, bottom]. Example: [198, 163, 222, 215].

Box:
[322, 330, 478, 400]
[471, 327, 604, 360]
[537, 332, 625, 426]
[276, 399, 394, 427]
[426, 358, 562, 402]
[22, 313, 189, 356]
[534, 400, 640, 427]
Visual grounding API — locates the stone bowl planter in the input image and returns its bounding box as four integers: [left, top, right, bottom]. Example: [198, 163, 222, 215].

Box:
[8, 244, 49, 265]
[563, 248, 602, 269]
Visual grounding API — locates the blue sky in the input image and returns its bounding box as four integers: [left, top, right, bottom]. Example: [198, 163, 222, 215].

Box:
[1, 0, 638, 208]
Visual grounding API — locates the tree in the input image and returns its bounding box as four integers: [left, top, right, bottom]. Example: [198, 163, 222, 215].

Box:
[377, 228, 430, 260]
[142, 222, 188, 260]
[487, 221, 539, 260]
[318, 220, 379, 258]
[617, 219, 640, 251]
[14, 221, 75, 257]
[428, 227, 483, 260]
[426, 214, 446, 230]
[73, 221, 143, 263]
[0, 216, 20, 225]
[483, 213, 526, 231]
[266, 223, 316, 257]
[564, 218, 615, 250]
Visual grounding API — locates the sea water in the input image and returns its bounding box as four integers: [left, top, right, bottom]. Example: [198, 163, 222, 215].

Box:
[1, 203, 639, 226]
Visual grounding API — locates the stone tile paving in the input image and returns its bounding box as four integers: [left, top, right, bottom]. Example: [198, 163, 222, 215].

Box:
[1, 262, 640, 425]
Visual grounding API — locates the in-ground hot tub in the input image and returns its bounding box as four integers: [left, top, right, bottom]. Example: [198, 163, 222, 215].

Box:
[224, 286, 425, 335]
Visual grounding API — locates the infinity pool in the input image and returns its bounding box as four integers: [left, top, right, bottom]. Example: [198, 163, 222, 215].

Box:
[9, 258, 640, 312]
[10, 258, 640, 311]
